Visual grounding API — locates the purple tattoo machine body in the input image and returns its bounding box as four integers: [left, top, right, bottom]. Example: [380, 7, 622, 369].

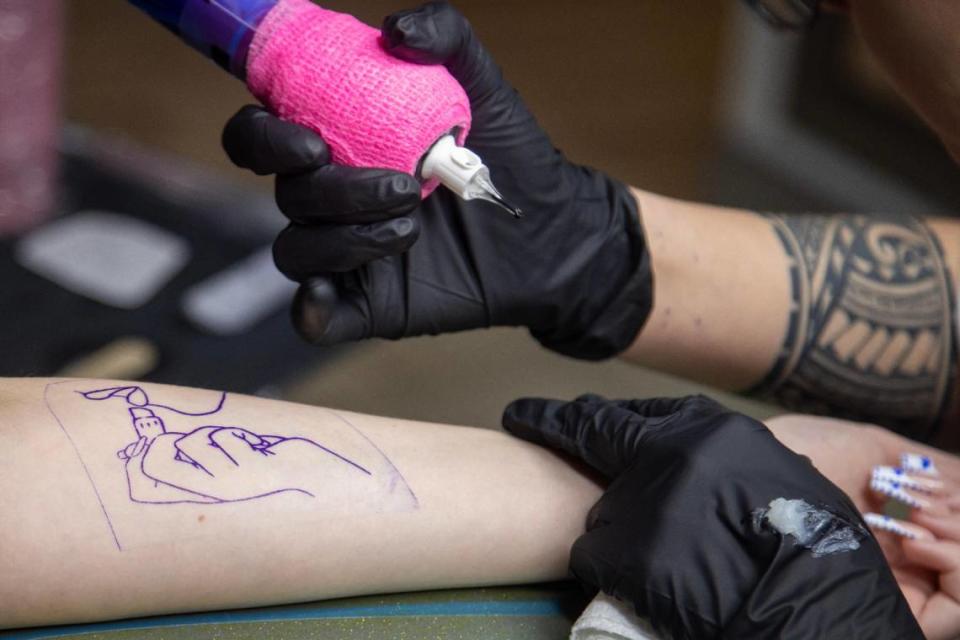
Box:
[126, 0, 520, 215]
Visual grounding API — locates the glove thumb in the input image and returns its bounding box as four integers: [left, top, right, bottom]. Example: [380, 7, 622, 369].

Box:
[293, 277, 371, 345]
[381, 2, 503, 108]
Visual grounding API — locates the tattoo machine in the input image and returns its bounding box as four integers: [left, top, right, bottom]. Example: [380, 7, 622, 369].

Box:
[126, 0, 521, 216]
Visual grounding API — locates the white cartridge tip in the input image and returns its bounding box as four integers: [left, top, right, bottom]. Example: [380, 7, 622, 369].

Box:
[421, 135, 522, 218]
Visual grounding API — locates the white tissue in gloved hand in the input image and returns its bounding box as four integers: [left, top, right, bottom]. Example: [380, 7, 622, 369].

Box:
[570, 592, 664, 640]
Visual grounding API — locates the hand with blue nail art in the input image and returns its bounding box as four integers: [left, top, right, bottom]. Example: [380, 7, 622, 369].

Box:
[896, 507, 960, 640]
[862, 497, 960, 640]
[863, 453, 960, 640]
[503, 394, 923, 639]
[766, 415, 959, 525]
[767, 413, 960, 640]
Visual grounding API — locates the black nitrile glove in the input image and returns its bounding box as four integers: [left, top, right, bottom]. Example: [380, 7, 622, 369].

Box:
[221, 1, 651, 360]
[502, 394, 922, 640]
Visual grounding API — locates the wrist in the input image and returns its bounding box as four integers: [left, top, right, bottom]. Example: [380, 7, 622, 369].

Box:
[531, 175, 653, 360]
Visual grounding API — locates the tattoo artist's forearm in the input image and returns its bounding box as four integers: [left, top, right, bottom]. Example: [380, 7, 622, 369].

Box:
[623, 191, 791, 389]
[621, 192, 958, 437]
[750, 213, 958, 439]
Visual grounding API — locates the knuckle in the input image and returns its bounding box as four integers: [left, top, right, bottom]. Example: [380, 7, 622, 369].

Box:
[223, 105, 263, 141]
[274, 176, 304, 217]
[272, 229, 316, 281]
[271, 230, 294, 269]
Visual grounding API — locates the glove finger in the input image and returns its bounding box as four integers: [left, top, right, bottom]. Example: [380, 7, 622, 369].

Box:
[273, 217, 420, 278]
[222, 105, 330, 176]
[586, 395, 719, 419]
[569, 526, 631, 599]
[381, 2, 502, 106]
[292, 277, 372, 345]
[572, 393, 609, 405]
[622, 396, 696, 418]
[502, 397, 648, 478]
[276, 164, 422, 225]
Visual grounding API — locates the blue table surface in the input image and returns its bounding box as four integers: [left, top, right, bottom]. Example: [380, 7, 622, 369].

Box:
[2, 584, 590, 640]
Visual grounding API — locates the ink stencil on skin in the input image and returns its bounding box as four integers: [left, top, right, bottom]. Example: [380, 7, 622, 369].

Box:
[44, 380, 418, 551]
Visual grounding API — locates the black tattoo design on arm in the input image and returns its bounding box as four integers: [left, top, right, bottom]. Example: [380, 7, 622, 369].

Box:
[751, 213, 957, 440]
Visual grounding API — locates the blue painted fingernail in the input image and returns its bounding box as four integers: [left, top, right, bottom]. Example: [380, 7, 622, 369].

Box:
[864, 513, 918, 539]
[901, 453, 938, 476]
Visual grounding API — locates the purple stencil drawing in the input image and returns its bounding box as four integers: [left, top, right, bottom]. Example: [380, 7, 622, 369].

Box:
[327, 410, 419, 509]
[79, 386, 371, 506]
[44, 383, 123, 550]
[44, 381, 418, 551]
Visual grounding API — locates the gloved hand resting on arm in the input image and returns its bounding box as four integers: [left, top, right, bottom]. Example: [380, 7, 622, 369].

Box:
[221, 1, 652, 360]
[502, 394, 923, 639]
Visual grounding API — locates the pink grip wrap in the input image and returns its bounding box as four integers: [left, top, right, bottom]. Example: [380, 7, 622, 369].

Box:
[246, 0, 472, 197]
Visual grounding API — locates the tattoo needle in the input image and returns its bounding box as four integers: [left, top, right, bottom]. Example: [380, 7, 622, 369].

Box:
[420, 134, 522, 218]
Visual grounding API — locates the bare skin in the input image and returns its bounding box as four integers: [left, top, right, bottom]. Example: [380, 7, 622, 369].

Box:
[847, 0, 960, 163]
[1, 377, 955, 637]
[0, 378, 601, 629]
[623, 189, 960, 443]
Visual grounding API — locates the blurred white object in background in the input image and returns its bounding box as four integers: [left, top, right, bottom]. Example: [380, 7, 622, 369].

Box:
[0, 0, 62, 236]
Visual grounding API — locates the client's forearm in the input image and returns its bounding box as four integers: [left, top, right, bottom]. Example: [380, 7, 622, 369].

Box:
[0, 378, 601, 629]
[623, 189, 960, 439]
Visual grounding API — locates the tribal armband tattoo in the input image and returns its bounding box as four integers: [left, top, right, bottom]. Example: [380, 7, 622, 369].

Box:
[751, 212, 957, 440]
